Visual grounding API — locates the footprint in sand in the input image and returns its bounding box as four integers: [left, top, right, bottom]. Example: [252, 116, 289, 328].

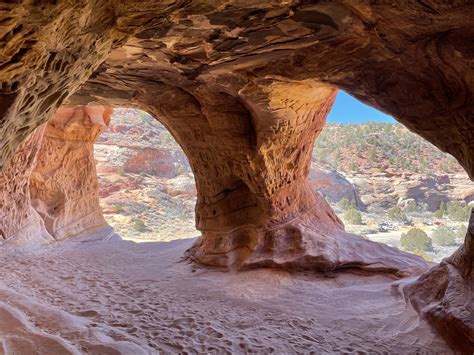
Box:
[75, 310, 99, 318]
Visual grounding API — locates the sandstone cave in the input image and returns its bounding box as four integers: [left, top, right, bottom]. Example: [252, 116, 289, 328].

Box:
[0, 1, 472, 353]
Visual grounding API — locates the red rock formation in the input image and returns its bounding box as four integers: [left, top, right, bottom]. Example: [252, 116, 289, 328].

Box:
[352, 173, 472, 212]
[181, 81, 425, 273]
[308, 167, 360, 206]
[29, 106, 113, 241]
[123, 148, 178, 178]
[0, 125, 52, 246]
[1, 2, 472, 179]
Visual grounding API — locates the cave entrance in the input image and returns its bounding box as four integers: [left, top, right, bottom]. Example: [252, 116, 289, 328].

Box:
[95, 108, 197, 242]
[309, 91, 472, 263]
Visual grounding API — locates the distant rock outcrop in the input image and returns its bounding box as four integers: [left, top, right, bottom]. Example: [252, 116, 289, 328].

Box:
[352, 173, 472, 212]
[123, 148, 180, 178]
[308, 166, 361, 207]
[99, 111, 471, 220]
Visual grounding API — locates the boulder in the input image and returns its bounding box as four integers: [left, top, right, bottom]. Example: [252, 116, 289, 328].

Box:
[308, 166, 362, 207]
[123, 148, 179, 178]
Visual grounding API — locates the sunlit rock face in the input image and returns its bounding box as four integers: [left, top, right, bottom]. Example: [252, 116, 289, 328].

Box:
[123, 148, 180, 178]
[0, 126, 52, 247]
[0, 1, 472, 350]
[30, 106, 113, 241]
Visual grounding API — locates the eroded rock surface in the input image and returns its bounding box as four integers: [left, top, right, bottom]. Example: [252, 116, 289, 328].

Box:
[30, 106, 113, 241]
[79, 77, 428, 274]
[1, 2, 472, 178]
[0, 125, 52, 246]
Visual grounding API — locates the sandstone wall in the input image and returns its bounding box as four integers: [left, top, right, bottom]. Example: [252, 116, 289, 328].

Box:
[69, 75, 430, 275]
[0, 125, 52, 247]
[30, 106, 112, 241]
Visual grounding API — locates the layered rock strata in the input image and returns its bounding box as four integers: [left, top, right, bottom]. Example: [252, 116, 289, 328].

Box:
[30, 105, 112, 241]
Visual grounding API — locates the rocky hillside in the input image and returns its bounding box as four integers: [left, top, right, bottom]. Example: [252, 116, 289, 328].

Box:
[313, 123, 464, 175]
[95, 109, 472, 240]
[311, 123, 473, 212]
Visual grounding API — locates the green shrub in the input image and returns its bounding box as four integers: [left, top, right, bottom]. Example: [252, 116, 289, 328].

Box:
[160, 131, 174, 144]
[434, 209, 444, 219]
[439, 201, 447, 213]
[446, 202, 471, 222]
[404, 200, 417, 213]
[113, 204, 125, 213]
[431, 227, 457, 247]
[178, 212, 189, 221]
[412, 249, 433, 262]
[343, 208, 362, 225]
[338, 198, 356, 211]
[131, 218, 147, 232]
[388, 206, 409, 223]
[400, 228, 433, 252]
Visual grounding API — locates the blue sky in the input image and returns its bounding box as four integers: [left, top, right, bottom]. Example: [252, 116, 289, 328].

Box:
[327, 91, 396, 124]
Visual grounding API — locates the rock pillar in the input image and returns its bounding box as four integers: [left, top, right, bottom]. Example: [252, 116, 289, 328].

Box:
[29, 105, 113, 241]
[162, 79, 429, 274]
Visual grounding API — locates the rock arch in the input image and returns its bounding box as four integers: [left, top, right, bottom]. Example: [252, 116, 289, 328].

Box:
[65, 75, 427, 274]
[0, 1, 472, 350]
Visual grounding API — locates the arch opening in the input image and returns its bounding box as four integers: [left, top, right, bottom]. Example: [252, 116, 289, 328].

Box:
[95, 108, 197, 242]
[310, 91, 472, 264]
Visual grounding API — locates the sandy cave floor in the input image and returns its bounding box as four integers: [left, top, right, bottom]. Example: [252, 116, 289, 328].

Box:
[0, 236, 452, 354]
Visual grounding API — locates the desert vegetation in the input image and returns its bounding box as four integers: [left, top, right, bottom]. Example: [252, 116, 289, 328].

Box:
[313, 123, 462, 175]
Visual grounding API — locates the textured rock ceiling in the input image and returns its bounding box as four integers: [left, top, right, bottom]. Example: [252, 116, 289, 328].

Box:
[1, 0, 473, 178]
